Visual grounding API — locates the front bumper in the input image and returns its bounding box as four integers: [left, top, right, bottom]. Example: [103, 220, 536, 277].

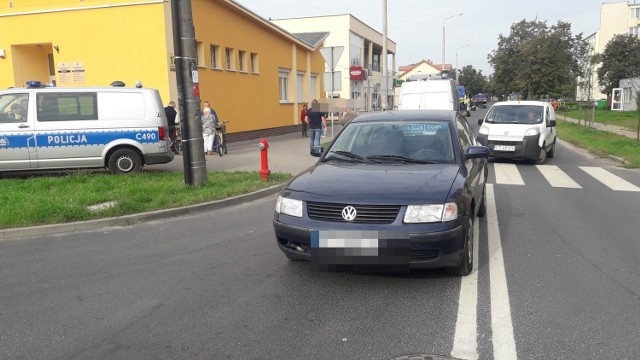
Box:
[273, 214, 467, 269]
[476, 133, 541, 160]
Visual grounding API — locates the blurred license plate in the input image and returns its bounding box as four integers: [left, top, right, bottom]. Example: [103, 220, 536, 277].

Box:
[494, 145, 515, 151]
[313, 230, 379, 249]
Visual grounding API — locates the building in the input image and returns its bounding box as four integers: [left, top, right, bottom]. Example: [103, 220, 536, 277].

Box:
[271, 14, 397, 112]
[617, 77, 640, 111]
[397, 59, 451, 81]
[0, 0, 326, 139]
[577, 0, 640, 101]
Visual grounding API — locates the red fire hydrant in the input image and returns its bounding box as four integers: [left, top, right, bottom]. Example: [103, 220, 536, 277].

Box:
[258, 138, 270, 181]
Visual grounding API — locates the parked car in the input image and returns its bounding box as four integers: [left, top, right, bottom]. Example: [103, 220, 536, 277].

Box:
[476, 100, 557, 164]
[272, 110, 489, 276]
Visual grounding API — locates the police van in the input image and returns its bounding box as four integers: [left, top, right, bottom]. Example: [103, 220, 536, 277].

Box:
[0, 82, 174, 174]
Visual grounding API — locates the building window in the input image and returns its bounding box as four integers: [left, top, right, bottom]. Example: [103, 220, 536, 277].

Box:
[238, 50, 246, 72]
[225, 48, 235, 71]
[350, 32, 363, 66]
[630, 26, 640, 37]
[372, 53, 380, 72]
[279, 70, 289, 102]
[310, 74, 318, 100]
[350, 80, 362, 99]
[196, 41, 205, 67]
[210, 45, 220, 69]
[250, 53, 259, 73]
[297, 72, 304, 102]
[630, 7, 640, 18]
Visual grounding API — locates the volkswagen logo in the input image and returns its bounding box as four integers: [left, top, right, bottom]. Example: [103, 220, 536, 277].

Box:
[341, 206, 357, 221]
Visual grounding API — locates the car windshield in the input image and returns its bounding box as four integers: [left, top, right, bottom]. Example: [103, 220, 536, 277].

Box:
[324, 120, 455, 163]
[484, 105, 543, 125]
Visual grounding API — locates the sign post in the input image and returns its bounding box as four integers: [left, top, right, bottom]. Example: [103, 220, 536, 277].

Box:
[319, 46, 344, 139]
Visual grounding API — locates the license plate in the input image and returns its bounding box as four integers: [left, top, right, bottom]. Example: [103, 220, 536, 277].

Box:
[312, 230, 379, 249]
[494, 145, 515, 151]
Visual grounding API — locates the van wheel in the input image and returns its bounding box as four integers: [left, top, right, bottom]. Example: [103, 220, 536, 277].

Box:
[536, 145, 547, 165]
[547, 139, 556, 158]
[446, 215, 474, 276]
[108, 149, 142, 174]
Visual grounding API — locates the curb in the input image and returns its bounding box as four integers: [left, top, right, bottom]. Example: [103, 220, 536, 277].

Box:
[0, 184, 284, 242]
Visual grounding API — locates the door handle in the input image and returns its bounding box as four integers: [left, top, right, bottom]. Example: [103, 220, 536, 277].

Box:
[18, 124, 30, 129]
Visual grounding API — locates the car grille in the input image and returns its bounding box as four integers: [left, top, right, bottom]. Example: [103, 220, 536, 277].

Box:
[307, 202, 401, 224]
[410, 249, 439, 261]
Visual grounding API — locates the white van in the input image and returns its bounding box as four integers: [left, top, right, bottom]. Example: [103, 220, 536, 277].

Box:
[397, 75, 460, 111]
[476, 100, 557, 164]
[0, 83, 174, 174]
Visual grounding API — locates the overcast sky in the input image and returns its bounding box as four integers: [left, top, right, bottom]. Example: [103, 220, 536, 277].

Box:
[236, 0, 622, 75]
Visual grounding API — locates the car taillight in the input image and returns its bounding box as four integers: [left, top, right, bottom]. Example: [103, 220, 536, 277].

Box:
[158, 127, 167, 140]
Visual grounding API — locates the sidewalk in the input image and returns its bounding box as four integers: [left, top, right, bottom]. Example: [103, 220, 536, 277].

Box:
[560, 115, 639, 140]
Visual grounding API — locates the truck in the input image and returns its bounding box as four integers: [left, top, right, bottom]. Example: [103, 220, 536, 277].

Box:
[473, 93, 488, 108]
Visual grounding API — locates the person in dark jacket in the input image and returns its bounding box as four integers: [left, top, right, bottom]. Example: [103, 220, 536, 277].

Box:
[164, 101, 178, 153]
[305, 99, 327, 148]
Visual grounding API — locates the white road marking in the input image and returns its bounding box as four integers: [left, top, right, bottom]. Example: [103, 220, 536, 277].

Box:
[580, 167, 640, 192]
[493, 164, 525, 185]
[536, 165, 582, 188]
[451, 215, 480, 360]
[487, 184, 518, 359]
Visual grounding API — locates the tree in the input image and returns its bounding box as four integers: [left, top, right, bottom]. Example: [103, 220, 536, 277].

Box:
[592, 34, 640, 96]
[457, 65, 488, 95]
[488, 19, 587, 100]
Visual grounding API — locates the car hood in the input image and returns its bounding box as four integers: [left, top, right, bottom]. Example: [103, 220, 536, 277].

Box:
[283, 162, 460, 204]
[484, 123, 539, 141]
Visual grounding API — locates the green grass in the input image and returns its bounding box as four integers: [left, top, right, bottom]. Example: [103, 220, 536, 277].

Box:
[0, 171, 292, 229]
[558, 107, 640, 131]
[557, 122, 640, 168]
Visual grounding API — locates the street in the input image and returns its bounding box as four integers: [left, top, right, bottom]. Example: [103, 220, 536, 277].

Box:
[1, 108, 640, 359]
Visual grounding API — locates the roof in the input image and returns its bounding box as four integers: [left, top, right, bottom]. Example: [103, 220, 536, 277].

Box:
[491, 100, 549, 107]
[397, 60, 451, 79]
[292, 32, 330, 48]
[350, 109, 457, 123]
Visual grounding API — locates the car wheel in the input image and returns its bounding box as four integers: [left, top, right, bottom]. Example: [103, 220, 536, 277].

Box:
[107, 148, 142, 174]
[477, 188, 487, 218]
[446, 215, 473, 276]
[536, 144, 547, 165]
[547, 139, 556, 158]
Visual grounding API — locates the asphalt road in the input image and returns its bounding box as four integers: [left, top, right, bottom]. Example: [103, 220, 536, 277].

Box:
[1, 106, 639, 359]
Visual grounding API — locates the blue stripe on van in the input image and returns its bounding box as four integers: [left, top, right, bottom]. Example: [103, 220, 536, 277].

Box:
[0, 129, 160, 150]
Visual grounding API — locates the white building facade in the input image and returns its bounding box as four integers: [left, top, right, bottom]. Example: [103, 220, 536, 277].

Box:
[272, 14, 397, 111]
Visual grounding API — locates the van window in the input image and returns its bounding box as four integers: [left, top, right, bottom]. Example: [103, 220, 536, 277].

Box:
[485, 105, 543, 125]
[98, 92, 146, 120]
[37, 93, 97, 121]
[0, 93, 28, 123]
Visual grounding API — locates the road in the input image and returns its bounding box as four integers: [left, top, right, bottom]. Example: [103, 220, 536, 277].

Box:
[1, 106, 640, 359]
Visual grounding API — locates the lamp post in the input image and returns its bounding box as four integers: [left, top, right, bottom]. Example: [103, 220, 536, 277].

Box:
[455, 44, 470, 85]
[442, 13, 463, 76]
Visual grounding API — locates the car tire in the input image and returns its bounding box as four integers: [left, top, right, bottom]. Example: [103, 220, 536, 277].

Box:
[446, 215, 474, 276]
[536, 144, 547, 165]
[547, 139, 556, 158]
[107, 148, 143, 174]
[477, 188, 487, 218]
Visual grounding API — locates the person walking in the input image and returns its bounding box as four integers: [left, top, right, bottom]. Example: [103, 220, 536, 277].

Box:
[305, 99, 326, 149]
[300, 104, 308, 137]
[203, 100, 220, 150]
[164, 101, 178, 153]
[201, 107, 216, 155]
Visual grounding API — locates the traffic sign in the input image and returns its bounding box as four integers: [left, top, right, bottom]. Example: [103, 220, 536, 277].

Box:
[319, 46, 344, 71]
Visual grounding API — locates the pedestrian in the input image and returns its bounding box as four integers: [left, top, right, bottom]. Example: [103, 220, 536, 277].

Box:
[202, 100, 220, 149]
[201, 107, 216, 155]
[164, 100, 178, 153]
[300, 104, 308, 137]
[552, 99, 558, 110]
[305, 99, 327, 148]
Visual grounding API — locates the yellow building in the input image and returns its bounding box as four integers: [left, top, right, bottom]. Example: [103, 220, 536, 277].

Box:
[0, 0, 326, 137]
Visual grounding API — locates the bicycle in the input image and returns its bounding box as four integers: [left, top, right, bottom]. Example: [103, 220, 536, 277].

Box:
[214, 120, 229, 156]
[171, 125, 183, 155]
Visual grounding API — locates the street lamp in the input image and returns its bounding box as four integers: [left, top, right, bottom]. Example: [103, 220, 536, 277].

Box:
[455, 44, 470, 85]
[442, 13, 463, 76]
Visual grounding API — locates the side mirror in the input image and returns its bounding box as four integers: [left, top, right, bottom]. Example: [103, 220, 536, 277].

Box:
[477, 119, 483, 125]
[465, 145, 490, 159]
[548, 119, 557, 127]
[310, 146, 324, 157]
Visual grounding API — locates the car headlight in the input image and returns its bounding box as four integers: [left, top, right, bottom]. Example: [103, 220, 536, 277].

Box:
[404, 202, 458, 223]
[275, 196, 303, 218]
[479, 126, 489, 135]
[525, 127, 540, 136]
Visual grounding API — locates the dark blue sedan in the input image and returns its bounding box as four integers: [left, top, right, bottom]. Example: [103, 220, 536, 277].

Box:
[272, 110, 489, 276]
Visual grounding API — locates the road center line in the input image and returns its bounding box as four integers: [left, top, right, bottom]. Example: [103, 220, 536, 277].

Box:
[487, 184, 518, 359]
[451, 215, 480, 360]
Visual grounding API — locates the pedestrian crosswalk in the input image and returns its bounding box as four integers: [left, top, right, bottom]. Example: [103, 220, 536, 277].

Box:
[491, 164, 640, 192]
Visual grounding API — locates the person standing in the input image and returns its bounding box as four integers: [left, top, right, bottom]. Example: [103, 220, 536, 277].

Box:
[203, 100, 220, 150]
[164, 101, 178, 153]
[300, 104, 308, 137]
[305, 99, 326, 148]
[201, 107, 215, 155]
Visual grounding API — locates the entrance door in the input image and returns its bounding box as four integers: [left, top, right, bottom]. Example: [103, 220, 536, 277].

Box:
[612, 88, 623, 111]
[0, 92, 35, 170]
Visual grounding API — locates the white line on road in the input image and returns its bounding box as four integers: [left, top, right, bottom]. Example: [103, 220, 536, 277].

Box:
[493, 164, 525, 185]
[487, 184, 518, 359]
[579, 166, 640, 192]
[450, 215, 480, 360]
[536, 165, 582, 189]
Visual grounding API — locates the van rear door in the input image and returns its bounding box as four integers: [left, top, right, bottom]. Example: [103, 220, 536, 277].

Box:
[0, 92, 35, 170]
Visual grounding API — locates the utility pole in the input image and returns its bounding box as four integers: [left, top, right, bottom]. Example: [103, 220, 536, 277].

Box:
[171, 0, 207, 186]
[381, 0, 388, 111]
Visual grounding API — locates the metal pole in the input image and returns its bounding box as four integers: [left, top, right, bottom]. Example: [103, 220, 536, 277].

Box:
[382, 0, 388, 111]
[330, 47, 334, 139]
[171, 0, 206, 186]
[442, 13, 463, 76]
